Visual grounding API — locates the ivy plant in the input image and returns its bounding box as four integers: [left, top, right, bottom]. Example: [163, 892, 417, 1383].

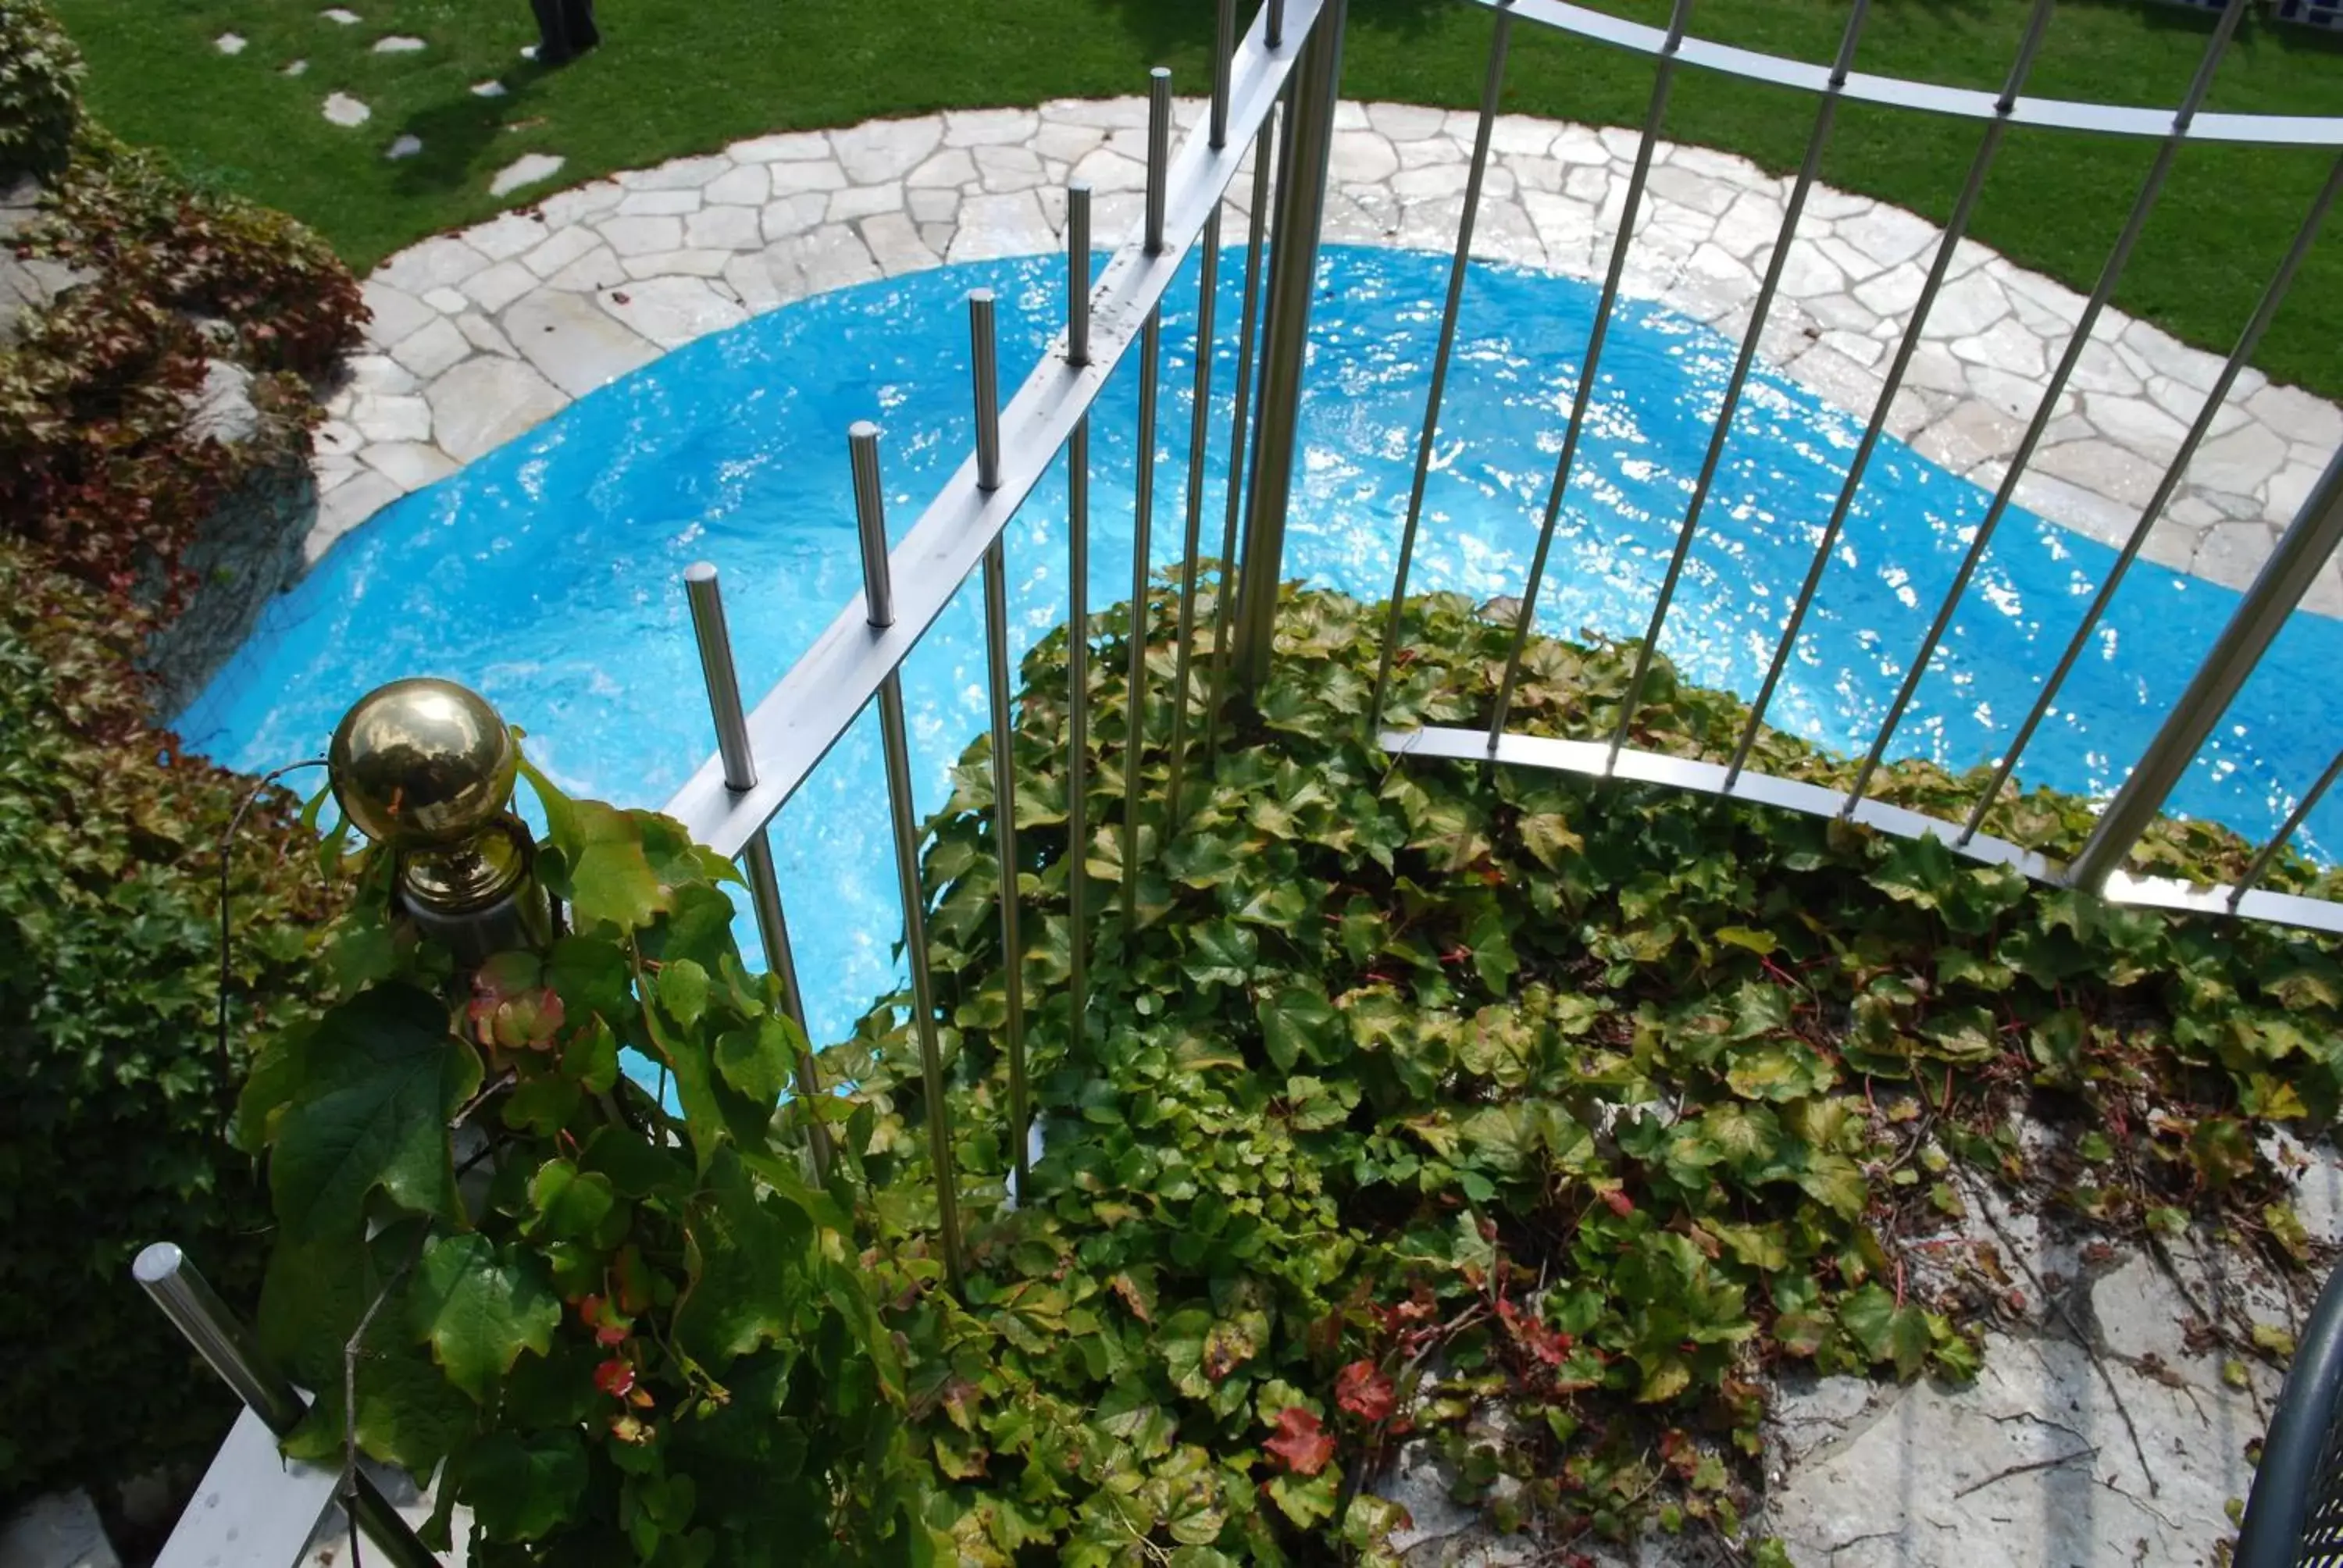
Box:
[811, 580, 2341, 1561]
[251, 580, 2339, 1563]
[240, 762, 940, 1566]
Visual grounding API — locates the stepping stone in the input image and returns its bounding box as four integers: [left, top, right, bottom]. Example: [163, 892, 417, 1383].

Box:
[283, 59, 308, 75]
[470, 80, 506, 97]
[489, 152, 564, 197]
[386, 134, 423, 160]
[373, 34, 424, 52]
[215, 31, 247, 53]
[320, 7, 360, 21]
[322, 93, 371, 127]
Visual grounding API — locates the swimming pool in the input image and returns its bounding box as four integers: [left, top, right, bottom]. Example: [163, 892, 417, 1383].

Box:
[179, 245, 2343, 1039]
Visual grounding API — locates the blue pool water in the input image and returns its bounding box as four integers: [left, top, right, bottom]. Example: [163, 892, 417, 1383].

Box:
[180, 247, 2343, 1040]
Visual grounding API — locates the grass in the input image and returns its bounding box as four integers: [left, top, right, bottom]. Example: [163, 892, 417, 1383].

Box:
[45, 0, 2343, 401]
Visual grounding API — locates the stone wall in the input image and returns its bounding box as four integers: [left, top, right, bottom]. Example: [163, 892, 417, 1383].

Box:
[138, 447, 316, 718]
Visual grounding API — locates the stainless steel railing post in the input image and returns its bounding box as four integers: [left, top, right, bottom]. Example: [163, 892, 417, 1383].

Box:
[1123, 69, 1175, 928]
[684, 564, 832, 1181]
[2069, 448, 2343, 894]
[1485, 0, 1694, 743]
[1841, 0, 2248, 815]
[1369, 9, 1510, 731]
[1065, 182, 1095, 1067]
[1724, 0, 2055, 792]
[1607, 0, 1870, 770]
[1164, 210, 1225, 828]
[134, 1243, 440, 1568]
[1204, 102, 1278, 768]
[850, 422, 967, 1291]
[1232, 0, 1348, 694]
[968, 290, 1029, 1192]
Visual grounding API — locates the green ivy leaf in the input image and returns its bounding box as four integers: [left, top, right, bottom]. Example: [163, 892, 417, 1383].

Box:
[269, 985, 480, 1243]
[1889, 1305, 1935, 1381]
[658, 957, 711, 1029]
[462, 1431, 588, 1542]
[675, 1150, 811, 1365]
[715, 1013, 802, 1107]
[1838, 1283, 1895, 1364]
[1258, 983, 1340, 1071]
[528, 1158, 618, 1242]
[522, 758, 672, 930]
[1184, 919, 1257, 989]
[406, 1233, 562, 1402]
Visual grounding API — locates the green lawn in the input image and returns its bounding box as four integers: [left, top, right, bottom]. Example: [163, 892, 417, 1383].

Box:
[48, 0, 2343, 401]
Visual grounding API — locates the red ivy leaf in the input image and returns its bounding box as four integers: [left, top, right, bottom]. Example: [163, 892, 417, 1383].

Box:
[1264, 1407, 1334, 1477]
[1601, 1188, 1636, 1217]
[1336, 1360, 1396, 1423]
[594, 1358, 636, 1399]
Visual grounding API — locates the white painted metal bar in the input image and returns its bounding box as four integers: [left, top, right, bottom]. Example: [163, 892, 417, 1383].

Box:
[1465, 0, 2343, 146]
[662, 0, 1323, 858]
[851, 422, 967, 1292]
[1842, 0, 2248, 813]
[1382, 726, 2343, 937]
[1368, 7, 1510, 731]
[1486, 0, 1694, 743]
[153, 1408, 341, 1568]
[1608, 0, 1870, 770]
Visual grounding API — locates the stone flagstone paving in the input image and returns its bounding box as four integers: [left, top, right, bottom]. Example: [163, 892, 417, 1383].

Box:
[316, 98, 2343, 623]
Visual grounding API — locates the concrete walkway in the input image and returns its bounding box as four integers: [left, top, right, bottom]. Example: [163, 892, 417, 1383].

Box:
[314, 99, 2343, 615]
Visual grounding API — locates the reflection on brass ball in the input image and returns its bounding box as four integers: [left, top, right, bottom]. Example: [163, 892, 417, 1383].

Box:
[329, 678, 518, 850]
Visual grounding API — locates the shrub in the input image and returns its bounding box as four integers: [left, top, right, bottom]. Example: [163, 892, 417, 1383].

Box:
[1, 134, 364, 605]
[0, 542, 346, 1508]
[33, 135, 368, 379]
[0, 0, 80, 180]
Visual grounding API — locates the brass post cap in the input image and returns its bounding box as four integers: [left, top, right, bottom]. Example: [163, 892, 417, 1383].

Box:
[328, 678, 519, 850]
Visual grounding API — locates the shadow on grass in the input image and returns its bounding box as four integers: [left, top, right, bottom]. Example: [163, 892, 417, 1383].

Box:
[387, 62, 565, 198]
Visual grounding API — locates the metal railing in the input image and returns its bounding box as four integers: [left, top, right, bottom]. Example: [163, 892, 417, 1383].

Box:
[1380, 0, 2343, 935]
[140, 0, 2343, 1559]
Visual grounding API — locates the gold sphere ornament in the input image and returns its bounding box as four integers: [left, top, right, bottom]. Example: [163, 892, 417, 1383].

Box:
[328, 678, 519, 851]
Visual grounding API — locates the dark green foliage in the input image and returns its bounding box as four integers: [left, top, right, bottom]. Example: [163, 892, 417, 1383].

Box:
[241, 768, 941, 1566]
[247, 580, 2341, 1562]
[1, 130, 363, 603]
[0, 543, 344, 1507]
[0, 0, 80, 179]
[811, 581, 2341, 1561]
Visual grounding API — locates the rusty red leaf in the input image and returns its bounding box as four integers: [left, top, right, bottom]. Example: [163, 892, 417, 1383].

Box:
[1263, 1406, 1335, 1477]
[1335, 1360, 1396, 1423]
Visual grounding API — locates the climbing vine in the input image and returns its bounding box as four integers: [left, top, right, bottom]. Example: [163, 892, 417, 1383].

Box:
[248, 583, 2338, 1563]
[238, 762, 940, 1566]
[815, 582, 2339, 1562]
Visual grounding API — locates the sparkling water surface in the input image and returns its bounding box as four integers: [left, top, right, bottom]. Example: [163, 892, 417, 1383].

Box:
[179, 247, 2343, 1042]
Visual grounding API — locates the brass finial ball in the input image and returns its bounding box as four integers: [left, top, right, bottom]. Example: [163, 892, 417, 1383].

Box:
[328, 678, 519, 850]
